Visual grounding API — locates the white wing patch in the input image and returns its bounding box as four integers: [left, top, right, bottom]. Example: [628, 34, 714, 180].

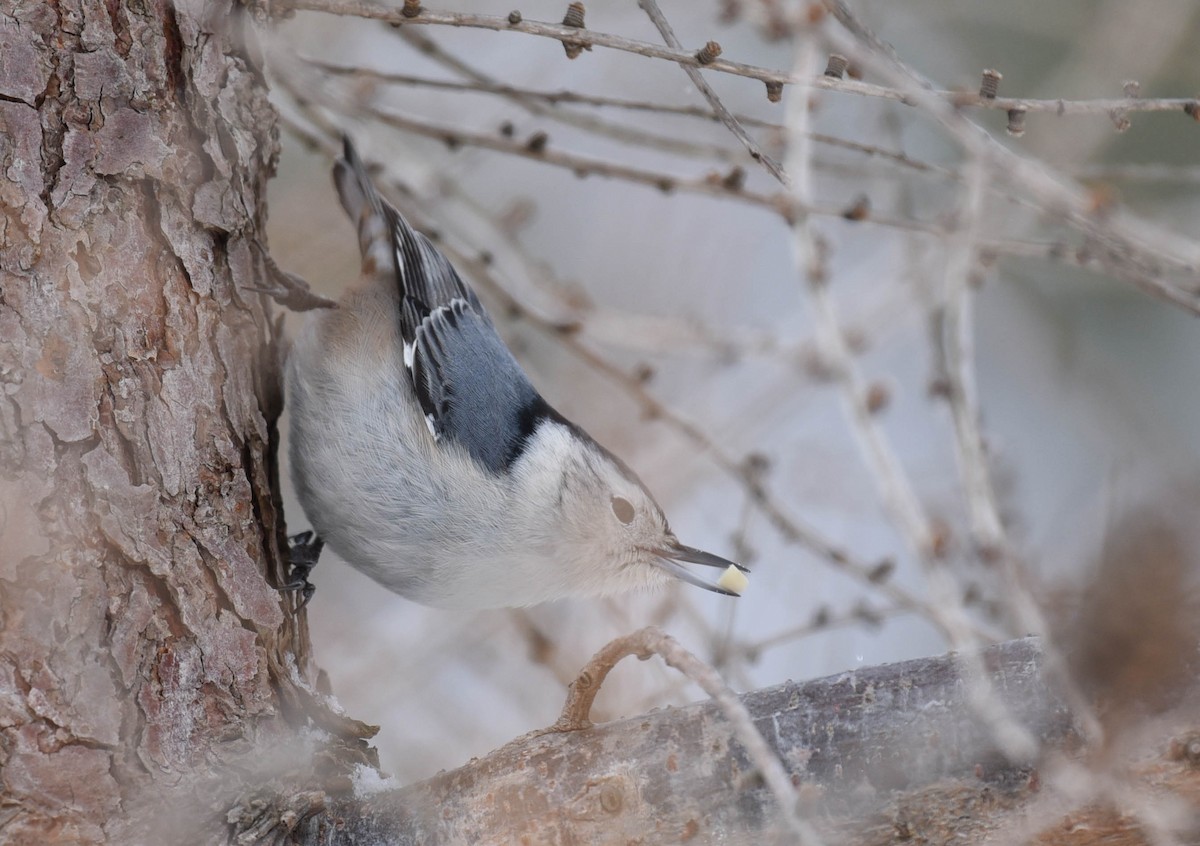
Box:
[393, 244, 408, 286]
[425, 300, 467, 324]
[409, 301, 471, 445]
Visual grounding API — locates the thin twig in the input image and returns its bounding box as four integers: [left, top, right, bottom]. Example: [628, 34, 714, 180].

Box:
[816, 3, 1173, 764]
[786, 39, 931, 557]
[784, 32, 1039, 760]
[277, 60, 969, 238]
[1068, 163, 1200, 183]
[281, 0, 1200, 309]
[550, 626, 823, 846]
[280, 40, 1200, 314]
[285, 65, 1134, 272]
[731, 601, 906, 661]
[818, 0, 1200, 314]
[289, 75, 782, 210]
[927, 142, 1105, 750]
[938, 157, 1003, 551]
[311, 60, 781, 125]
[277, 25, 1192, 298]
[367, 35, 749, 165]
[307, 59, 968, 181]
[280, 0, 1200, 118]
[636, 0, 786, 183]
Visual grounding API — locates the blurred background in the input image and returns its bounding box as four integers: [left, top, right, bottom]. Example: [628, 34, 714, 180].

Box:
[265, 0, 1200, 782]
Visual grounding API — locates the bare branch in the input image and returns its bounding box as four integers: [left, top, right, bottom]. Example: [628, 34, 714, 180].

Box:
[636, 0, 787, 183]
[549, 627, 823, 845]
[304, 58, 972, 183]
[818, 0, 1200, 313]
[365, 33, 749, 164]
[296, 638, 1093, 844]
[936, 158, 1002, 551]
[784, 32, 1040, 762]
[279, 0, 1200, 118]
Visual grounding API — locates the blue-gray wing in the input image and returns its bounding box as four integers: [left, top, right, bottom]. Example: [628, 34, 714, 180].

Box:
[335, 136, 549, 472]
[407, 298, 548, 472]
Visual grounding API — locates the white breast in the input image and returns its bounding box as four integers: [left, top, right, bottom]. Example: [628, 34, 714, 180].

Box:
[287, 288, 595, 608]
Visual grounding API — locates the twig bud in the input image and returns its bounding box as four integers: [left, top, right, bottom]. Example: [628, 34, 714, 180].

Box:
[743, 452, 771, 478]
[562, 2, 587, 59]
[853, 601, 883, 628]
[867, 558, 895, 583]
[562, 1, 585, 27]
[1006, 107, 1027, 137]
[929, 519, 952, 559]
[401, 0, 422, 17]
[928, 377, 953, 400]
[1085, 183, 1118, 218]
[507, 9, 522, 24]
[979, 68, 1002, 100]
[721, 166, 745, 191]
[765, 80, 783, 103]
[526, 131, 548, 153]
[695, 40, 722, 65]
[1123, 80, 1140, 98]
[1185, 101, 1200, 122]
[1109, 110, 1131, 133]
[841, 194, 870, 222]
[823, 53, 848, 79]
[865, 381, 890, 415]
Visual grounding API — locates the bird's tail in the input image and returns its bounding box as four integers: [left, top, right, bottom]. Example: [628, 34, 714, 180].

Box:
[333, 136, 394, 277]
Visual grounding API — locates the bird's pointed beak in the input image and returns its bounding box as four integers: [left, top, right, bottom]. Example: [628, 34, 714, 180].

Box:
[652, 541, 749, 596]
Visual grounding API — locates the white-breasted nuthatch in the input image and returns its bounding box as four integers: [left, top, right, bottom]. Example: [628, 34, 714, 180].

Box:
[284, 137, 747, 610]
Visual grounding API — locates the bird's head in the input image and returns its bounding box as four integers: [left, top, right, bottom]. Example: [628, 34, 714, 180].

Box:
[511, 420, 748, 598]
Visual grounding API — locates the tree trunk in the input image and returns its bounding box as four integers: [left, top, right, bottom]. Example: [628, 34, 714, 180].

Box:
[0, 2, 342, 842]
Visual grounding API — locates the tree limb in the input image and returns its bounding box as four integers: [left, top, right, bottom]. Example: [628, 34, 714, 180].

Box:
[292, 638, 1100, 844]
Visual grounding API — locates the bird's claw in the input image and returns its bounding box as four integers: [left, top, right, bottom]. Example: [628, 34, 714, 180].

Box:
[281, 531, 324, 610]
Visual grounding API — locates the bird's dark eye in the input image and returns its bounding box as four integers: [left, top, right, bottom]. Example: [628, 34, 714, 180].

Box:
[611, 496, 635, 524]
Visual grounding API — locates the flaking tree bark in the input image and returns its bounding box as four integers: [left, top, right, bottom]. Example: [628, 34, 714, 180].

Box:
[0, 2, 369, 842]
[3, 2, 1199, 845]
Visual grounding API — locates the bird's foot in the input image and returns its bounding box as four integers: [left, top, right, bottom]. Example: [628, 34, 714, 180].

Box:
[280, 531, 324, 610]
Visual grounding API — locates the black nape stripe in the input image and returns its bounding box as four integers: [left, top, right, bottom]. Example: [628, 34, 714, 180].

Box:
[505, 395, 567, 470]
[503, 394, 652, 499]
